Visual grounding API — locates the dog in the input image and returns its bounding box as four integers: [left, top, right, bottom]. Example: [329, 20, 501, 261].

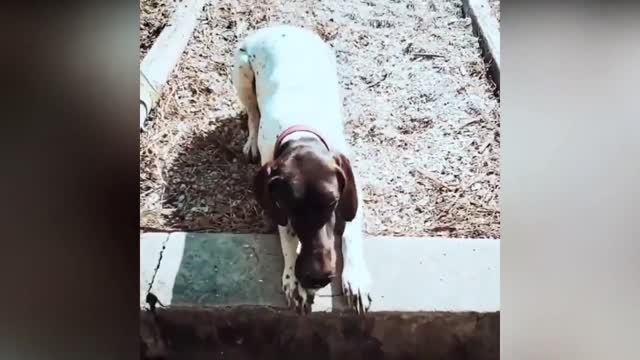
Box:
[231, 25, 372, 314]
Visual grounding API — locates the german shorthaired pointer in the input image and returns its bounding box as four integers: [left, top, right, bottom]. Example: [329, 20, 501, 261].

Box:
[232, 25, 372, 314]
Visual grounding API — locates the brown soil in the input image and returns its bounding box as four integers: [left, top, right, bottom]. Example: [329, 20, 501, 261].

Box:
[140, 0, 177, 60]
[140, 0, 501, 238]
[141, 305, 499, 360]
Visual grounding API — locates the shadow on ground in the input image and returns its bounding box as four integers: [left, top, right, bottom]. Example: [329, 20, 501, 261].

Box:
[160, 113, 272, 233]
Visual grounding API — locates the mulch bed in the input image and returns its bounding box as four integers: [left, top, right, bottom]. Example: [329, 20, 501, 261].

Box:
[140, 0, 501, 239]
[140, 0, 177, 60]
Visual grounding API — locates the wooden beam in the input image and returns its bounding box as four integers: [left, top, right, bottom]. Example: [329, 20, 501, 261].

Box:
[140, 305, 499, 360]
[140, 0, 210, 129]
[462, 0, 501, 92]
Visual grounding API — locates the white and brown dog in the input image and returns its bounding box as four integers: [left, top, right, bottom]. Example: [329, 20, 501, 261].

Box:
[231, 25, 372, 314]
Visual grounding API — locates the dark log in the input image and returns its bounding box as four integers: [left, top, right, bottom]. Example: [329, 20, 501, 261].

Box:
[141, 305, 499, 360]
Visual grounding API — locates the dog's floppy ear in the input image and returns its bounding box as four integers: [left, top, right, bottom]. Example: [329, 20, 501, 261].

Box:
[253, 162, 288, 226]
[334, 153, 358, 221]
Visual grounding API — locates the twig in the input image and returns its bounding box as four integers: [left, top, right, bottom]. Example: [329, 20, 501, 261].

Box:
[403, 42, 413, 54]
[416, 169, 451, 191]
[468, 200, 499, 213]
[457, 118, 484, 131]
[141, 188, 157, 198]
[411, 52, 445, 60]
[435, 176, 483, 220]
[429, 225, 456, 232]
[480, 140, 493, 154]
[436, 191, 464, 220]
[366, 71, 390, 88]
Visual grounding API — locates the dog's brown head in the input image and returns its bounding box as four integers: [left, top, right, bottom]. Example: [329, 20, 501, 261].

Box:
[254, 137, 358, 290]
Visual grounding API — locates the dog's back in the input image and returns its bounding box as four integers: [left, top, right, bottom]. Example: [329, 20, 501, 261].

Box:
[235, 25, 349, 160]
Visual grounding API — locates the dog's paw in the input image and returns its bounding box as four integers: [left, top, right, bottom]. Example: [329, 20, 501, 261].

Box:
[243, 135, 259, 163]
[342, 262, 372, 314]
[282, 270, 313, 314]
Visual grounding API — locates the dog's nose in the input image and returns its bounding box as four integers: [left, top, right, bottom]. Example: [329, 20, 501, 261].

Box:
[308, 277, 332, 289]
[302, 272, 334, 289]
[295, 249, 336, 289]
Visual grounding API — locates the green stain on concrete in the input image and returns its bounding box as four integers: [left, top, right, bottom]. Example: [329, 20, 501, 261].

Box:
[172, 233, 286, 306]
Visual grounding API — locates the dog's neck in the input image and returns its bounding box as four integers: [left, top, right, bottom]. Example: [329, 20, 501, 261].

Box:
[274, 125, 330, 159]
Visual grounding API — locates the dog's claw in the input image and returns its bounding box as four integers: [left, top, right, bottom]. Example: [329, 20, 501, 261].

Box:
[283, 272, 314, 315]
[298, 294, 313, 315]
[344, 287, 366, 314]
[342, 267, 372, 315]
[242, 136, 260, 163]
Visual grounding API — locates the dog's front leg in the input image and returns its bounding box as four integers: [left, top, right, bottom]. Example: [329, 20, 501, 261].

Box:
[341, 214, 372, 314]
[279, 225, 312, 314]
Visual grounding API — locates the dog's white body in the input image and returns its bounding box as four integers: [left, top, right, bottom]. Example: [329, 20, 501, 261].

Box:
[232, 25, 371, 311]
[234, 25, 350, 162]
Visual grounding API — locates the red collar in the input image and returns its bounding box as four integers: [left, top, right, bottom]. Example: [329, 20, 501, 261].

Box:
[273, 125, 330, 157]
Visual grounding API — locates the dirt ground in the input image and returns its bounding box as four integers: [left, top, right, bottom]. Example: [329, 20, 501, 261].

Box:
[141, 306, 499, 360]
[140, 0, 501, 238]
[140, 0, 176, 60]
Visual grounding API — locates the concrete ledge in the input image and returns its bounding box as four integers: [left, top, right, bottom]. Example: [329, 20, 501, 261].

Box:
[140, 232, 168, 305]
[140, 0, 209, 129]
[462, 0, 500, 91]
[141, 305, 499, 360]
[140, 233, 499, 312]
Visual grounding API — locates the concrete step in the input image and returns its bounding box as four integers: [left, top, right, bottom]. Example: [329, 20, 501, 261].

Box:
[140, 233, 500, 312]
